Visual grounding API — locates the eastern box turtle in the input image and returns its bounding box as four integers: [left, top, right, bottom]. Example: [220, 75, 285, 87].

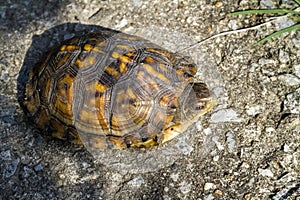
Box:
[21, 29, 216, 149]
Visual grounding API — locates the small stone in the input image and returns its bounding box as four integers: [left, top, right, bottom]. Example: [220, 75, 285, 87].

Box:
[213, 155, 219, 162]
[214, 189, 222, 195]
[226, 131, 236, 152]
[246, 105, 262, 116]
[34, 163, 43, 172]
[258, 168, 274, 178]
[278, 49, 290, 63]
[211, 109, 244, 123]
[258, 58, 276, 66]
[175, 138, 193, 155]
[240, 162, 250, 169]
[212, 136, 224, 151]
[228, 20, 238, 30]
[132, 0, 142, 7]
[278, 74, 300, 86]
[164, 187, 169, 192]
[215, 2, 223, 7]
[244, 193, 251, 200]
[4, 158, 20, 178]
[294, 64, 300, 78]
[265, 127, 275, 133]
[127, 176, 144, 187]
[284, 88, 300, 114]
[246, 178, 255, 187]
[0, 150, 11, 160]
[204, 194, 215, 200]
[186, 16, 193, 24]
[115, 18, 128, 29]
[170, 173, 179, 182]
[59, 173, 66, 179]
[260, 0, 275, 8]
[204, 182, 216, 190]
[179, 181, 191, 194]
[283, 144, 290, 152]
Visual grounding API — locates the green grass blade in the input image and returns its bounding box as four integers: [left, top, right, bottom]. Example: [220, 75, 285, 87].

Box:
[294, 0, 300, 5]
[255, 23, 300, 45]
[228, 9, 300, 16]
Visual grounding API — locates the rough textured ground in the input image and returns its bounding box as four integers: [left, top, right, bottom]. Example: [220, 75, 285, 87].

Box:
[0, 0, 299, 199]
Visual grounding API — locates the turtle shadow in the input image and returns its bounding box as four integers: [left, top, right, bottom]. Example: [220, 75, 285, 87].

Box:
[17, 23, 117, 109]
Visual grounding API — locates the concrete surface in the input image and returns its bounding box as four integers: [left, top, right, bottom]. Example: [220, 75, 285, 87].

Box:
[0, 0, 299, 199]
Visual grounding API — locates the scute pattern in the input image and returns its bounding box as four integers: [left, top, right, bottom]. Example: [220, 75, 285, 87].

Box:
[22, 29, 213, 149]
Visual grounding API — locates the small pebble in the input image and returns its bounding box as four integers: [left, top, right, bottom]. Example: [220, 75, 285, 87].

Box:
[204, 182, 216, 190]
[127, 176, 144, 187]
[226, 131, 236, 152]
[278, 74, 300, 86]
[211, 109, 244, 123]
[283, 144, 290, 152]
[0, 150, 11, 160]
[179, 181, 191, 194]
[258, 168, 274, 178]
[4, 158, 20, 178]
[214, 189, 222, 195]
[170, 173, 179, 182]
[34, 163, 43, 172]
[244, 193, 251, 200]
[240, 162, 250, 169]
[215, 2, 223, 7]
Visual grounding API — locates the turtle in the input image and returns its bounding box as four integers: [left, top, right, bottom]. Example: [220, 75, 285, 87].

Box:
[21, 29, 216, 149]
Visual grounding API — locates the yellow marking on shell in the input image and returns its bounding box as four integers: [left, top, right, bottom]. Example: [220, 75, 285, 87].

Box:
[111, 52, 132, 63]
[126, 87, 137, 100]
[145, 76, 161, 91]
[60, 45, 79, 51]
[79, 109, 101, 125]
[96, 83, 108, 93]
[145, 57, 154, 63]
[83, 44, 94, 51]
[75, 56, 96, 68]
[95, 95, 110, 135]
[176, 69, 184, 76]
[119, 62, 127, 73]
[86, 82, 108, 94]
[158, 63, 168, 72]
[159, 95, 170, 107]
[83, 44, 104, 54]
[110, 116, 123, 136]
[54, 74, 74, 118]
[143, 64, 170, 83]
[104, 66, 120, 77]
[125, 52, 135, 57]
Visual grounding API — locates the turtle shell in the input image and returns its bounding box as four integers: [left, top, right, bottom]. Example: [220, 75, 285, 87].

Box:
[21, 29, 215, 149]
